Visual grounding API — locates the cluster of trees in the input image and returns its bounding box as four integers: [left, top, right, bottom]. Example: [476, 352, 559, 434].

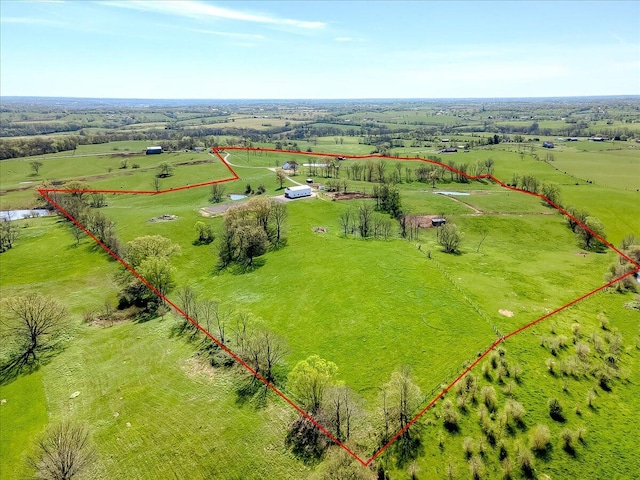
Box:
[339, 203, 395, 240]
[372, 183, 402, 218]
[218, 197, 287, 268]
[607, 234, 640, 292]
[40, 181, 121, 254]
[564, 207, 607, 251]
[116, 235, 180, 317]
[176, 287, 287, 386]
[0, 134, 80, 159]
[509, 174, 562, 206]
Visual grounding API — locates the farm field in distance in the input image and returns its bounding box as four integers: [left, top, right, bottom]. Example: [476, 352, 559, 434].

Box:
[1, 97, 639, 479]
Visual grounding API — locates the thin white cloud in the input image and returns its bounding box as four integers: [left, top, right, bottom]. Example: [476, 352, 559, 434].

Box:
[100, 0, 325, 29]
[335, 36, 365, 43]
[185, 27, 263, 40]
[0, 16, 63, 26]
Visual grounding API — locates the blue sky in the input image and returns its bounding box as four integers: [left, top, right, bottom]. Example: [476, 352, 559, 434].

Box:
[1, 1, 639, 99]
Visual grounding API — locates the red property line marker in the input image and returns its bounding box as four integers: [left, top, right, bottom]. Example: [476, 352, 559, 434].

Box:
[38, 147, 640, 467]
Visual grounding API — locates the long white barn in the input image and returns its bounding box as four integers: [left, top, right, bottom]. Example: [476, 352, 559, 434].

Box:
[285, 185, 312, 199]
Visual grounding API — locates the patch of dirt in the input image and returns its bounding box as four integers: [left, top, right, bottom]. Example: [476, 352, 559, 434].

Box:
[149, 214, 178, 222]
[175, 159, 214, 166]
[575, 251, 588, 257]
[313, 226, 328, 233]
[499, 309, 514, 317]
[182, 357, 216, 382]
[331, 191, 374, 200]
[200, 204, 233, 217]
[407, 215, 442, 228]
[87, 306, 139, 327]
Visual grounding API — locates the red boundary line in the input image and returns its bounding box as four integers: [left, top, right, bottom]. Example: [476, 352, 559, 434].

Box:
[37, 147, 640, 467]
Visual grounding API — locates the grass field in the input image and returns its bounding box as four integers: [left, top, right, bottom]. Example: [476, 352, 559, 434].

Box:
[1, 139, 639, 479]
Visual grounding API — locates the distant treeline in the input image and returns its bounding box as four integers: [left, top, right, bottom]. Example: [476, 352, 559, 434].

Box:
[1, 120, 638, 160]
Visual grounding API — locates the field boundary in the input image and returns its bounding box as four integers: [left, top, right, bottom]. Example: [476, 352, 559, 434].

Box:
[38, 147, 640, 467]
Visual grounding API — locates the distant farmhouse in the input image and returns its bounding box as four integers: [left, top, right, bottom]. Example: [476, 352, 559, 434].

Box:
[282, 160, 299, 172]
[441, 147, 458, 153]
[542, 141, 554, 149]
[146, 146, 163, 155]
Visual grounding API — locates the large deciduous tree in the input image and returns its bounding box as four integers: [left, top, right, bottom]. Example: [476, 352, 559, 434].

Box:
[118, 235, 180, 311]
[379, 366, 423, 463]
[1, 294, 67, 370]
[29, 422, 95, 480]
[288, 355, 338, 414]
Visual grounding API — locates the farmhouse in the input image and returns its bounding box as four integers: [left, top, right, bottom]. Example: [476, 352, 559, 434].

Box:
[542, 141, 555, 148]
[285, 185, 312, 199]
[146, 146, 163, 155]
[282, 160, 299, 171]
[441, 147, 458, 153]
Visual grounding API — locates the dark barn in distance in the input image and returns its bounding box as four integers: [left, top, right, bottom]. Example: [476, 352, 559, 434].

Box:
[146, 146, 163, 155]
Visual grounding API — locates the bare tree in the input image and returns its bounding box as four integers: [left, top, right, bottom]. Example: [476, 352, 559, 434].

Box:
[1, 294, 67, 365]
[339, 208, 354, 237]
[357, 203, 374, 238]
[29, 421, 95, 480]
[270, 200, 288, 244]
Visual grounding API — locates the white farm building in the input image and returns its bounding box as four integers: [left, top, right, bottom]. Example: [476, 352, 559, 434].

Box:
[285, 185, 312, 199]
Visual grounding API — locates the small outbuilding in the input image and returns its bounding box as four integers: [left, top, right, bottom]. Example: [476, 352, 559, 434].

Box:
[542, 141, 555, 149]
[432, 218, 447, 227]
[285, 185, 312, 199]
[146, 146, 163, 155]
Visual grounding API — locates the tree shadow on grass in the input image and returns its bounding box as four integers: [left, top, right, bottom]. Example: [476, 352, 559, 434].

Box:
[228, 258, 267, 275]
[0, 344, 62, 386]
[235, 377, 269, 409]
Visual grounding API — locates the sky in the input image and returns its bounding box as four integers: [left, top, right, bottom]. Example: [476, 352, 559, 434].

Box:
[1, 0, 639, 99]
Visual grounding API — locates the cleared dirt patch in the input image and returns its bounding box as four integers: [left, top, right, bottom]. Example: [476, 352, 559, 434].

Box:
[331, 191, 374, 200]
[408, 215, 443, 228]
[499, 309, 514, 317]
[182, 357, 216, 382]
[149, 214, 178, 223]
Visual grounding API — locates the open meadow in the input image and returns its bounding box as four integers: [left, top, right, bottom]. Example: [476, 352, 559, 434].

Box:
[1, 99, 639, 479]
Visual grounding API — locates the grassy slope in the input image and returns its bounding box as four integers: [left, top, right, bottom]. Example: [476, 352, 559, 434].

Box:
[1, 143, 638, 479]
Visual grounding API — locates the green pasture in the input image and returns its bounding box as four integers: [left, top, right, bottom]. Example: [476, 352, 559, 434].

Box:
[1, 138, 639, 479]
[388, 291, 640, 479]
[550, 149, 640, 190]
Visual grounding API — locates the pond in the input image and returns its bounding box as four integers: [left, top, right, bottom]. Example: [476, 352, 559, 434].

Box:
[229, 194, 247, 201]
[435, 191, 470, 196]
[0, 209, 51, 221]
